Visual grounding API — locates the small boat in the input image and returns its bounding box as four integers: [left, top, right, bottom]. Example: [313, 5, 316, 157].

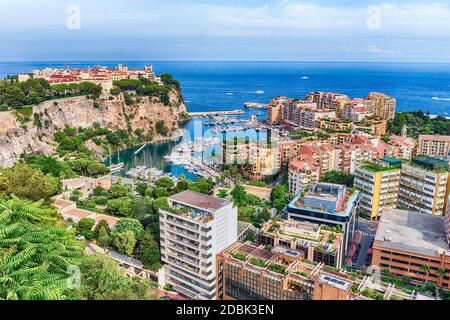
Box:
[301, 76, 309, 80]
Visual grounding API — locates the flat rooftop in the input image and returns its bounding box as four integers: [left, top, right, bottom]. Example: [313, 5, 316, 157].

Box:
[169, 190, 230, 212]
[375, 209, 450, 257]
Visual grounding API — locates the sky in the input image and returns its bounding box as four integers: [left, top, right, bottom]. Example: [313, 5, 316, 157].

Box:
[1, 0, 450, 62]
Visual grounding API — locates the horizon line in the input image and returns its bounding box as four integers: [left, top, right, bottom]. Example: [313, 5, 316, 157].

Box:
[2, 59, 450, 64]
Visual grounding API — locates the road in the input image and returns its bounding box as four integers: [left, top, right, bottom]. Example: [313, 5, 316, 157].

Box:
[353, 218, 378, 268]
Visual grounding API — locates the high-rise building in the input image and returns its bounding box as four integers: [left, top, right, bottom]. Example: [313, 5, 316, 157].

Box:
[366, 92, 396, 120]
[372, 209, 450, 289]
[286, 183, 360, 254]
[288, 158, 320, 195]
[159, 190, 238, 300]
[418, 135, 450, 158]
[216, 242, 353, 300]
[267, 104, 282, 125]
[354, 158, 402, 220]
[398, 156, 450, 216]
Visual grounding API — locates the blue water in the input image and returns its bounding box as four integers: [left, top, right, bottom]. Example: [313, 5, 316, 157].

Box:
[2, 61, 449, 180]
[1, 61, 450, 115]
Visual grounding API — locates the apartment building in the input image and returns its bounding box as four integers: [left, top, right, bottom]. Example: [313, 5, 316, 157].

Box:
[354, 158, 402, 220]
[267, 104, 283, 125]
[366, 92, 397, 121]
[222, 140, 281, 178]
[258, 219, 344, 269]
[398, 156, 450, 216]
[299, 109, 336, 131]
[159, 190, 238, 300]
[316, 118, 353, 132]
[353, 119, 387, 137]
[418, 135, 450, 158]
[286, 183, 360, 254]
[372, 209, 450, 289]
[288, 158, 320, 195]
[389, 135, 417, 159]
[216, 242, 352, 300]
[306, 91, 349, 110]
[335, 144, 376, 174]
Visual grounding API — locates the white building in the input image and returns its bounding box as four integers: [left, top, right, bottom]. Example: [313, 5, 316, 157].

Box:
[159, 190, 238, 300]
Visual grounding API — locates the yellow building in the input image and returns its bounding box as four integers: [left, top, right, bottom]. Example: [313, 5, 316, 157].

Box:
[316, 118, 353, 132]
[354, 159, 401, 220]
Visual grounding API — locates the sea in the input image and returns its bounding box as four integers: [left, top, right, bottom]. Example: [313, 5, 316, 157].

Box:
[1, 61, 450, 179]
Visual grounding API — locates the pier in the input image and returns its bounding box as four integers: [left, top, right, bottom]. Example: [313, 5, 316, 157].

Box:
[134, 143, 147, 155]
[188, 110, 245, 118]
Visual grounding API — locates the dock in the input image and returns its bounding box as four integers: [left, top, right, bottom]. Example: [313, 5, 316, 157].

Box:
[134, 143, 147, 155]
[188, 110, 245, 118]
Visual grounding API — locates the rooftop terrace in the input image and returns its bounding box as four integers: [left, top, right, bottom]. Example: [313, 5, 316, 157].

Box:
[375, 209, 450, 257]
[169, 190, 230, 212]
[289, 183, 359, 217]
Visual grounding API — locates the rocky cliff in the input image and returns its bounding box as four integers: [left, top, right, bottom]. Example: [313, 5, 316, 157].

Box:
[0, 89, 187, 167]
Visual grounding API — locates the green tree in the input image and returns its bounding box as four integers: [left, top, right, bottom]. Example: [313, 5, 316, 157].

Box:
[321, 171, 355, 187]
[93, 219, 111, 240]
[155, 176, 175, 190]
[113, 231, 136, 255]
[231, 184, 248, 206]
[77, 218, 96, 240]
[97, 226, 111, 247]
[189, 178, 214, 195]
[0, 197, 83, 300]
[109, 184, 132, 199]
[106, 197, 134, 217]
[77, 254, 157, 300]
[135, 183, 148, 196]
[270, 184, 292, 212]
[155, 120, 169, 136]
[0, 163, 60, 201]
[112, 218, 144, 242]
[137, 231, 161, 271]
[4, 86, 25, 108]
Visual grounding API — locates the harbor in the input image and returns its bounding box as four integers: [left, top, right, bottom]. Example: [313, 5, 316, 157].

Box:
[188, 110, 245, 118]
[104, 108, 269, 184]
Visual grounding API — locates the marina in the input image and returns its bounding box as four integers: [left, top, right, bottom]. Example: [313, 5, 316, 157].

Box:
[188, 110, 245, 118]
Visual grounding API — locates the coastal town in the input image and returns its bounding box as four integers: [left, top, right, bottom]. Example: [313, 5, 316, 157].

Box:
[1, 64, 450, 303]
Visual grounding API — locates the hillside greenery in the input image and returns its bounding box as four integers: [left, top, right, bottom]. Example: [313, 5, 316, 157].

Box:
[0, 78, 102, 111]
[388, 111, 450, 137]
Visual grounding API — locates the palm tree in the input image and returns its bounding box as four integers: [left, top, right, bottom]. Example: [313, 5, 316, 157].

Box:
[436, 268, 446, 287]
[420, 265, 431, 284]
[0, 197, 83, 300]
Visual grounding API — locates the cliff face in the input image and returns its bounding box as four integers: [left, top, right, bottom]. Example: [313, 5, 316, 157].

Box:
[0, 89, 187, 167]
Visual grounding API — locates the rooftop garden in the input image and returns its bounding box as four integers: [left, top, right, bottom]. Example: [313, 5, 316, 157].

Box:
[360, 162, 400, 173]
[294, 271, 310, 278]
[268, 264, 288, 275]
[250, 257, 267, 268]
[233, 253, 247, 262]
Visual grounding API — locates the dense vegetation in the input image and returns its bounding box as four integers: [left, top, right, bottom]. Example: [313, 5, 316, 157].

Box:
[0, 197, 83, 300]
[320, 171, 355, 187]
[112, 74, 182, 107]
[0, 196, 158, 300]
[0, 163, 61, 202]
[0, 78, 101, 111]
[388, 111, 450, 137]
